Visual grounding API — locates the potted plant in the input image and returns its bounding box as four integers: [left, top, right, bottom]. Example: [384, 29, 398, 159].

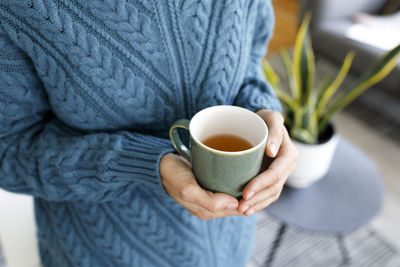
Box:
[262, 13, 400, 188]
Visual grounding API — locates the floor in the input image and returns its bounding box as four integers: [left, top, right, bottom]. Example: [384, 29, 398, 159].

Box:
[333, 112, 400, 250]
[269, 0, 400, 252]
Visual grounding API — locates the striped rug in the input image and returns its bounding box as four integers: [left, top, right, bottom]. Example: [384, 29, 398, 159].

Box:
[249, 211, 400, 267]
[1, 212, 398, 267]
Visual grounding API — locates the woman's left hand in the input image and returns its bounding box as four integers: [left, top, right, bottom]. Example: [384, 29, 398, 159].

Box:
[238, 109, 298, 216]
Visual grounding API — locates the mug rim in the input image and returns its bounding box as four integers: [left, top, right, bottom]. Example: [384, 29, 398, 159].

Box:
[189, 105, 268, 156]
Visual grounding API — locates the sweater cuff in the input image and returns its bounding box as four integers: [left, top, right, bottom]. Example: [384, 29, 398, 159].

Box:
[106, 133, 175, 193]
[234, 78, 282, 113]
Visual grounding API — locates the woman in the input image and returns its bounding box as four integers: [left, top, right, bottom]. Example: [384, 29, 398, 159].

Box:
[0, 0, 297, 266]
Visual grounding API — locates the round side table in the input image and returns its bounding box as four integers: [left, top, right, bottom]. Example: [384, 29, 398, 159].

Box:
[265, 139, 384, 266]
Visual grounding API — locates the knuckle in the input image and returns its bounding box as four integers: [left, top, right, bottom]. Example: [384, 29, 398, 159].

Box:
[274, 174, 280, 185]
[207, 201, 221, 212]
[271, 183, 281, 196]
[272, 111, 284, 124]
[268, 169, 280, 185]
[180, 185, 195, 201]
[256, 176, 269, 190]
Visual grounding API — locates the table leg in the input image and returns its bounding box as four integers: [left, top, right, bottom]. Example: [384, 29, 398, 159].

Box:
[337, 234, 350, 265]
[265, 224, 287, 267]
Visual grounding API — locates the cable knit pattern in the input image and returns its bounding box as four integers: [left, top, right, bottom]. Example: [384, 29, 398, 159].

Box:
[0, 0, 280, 266]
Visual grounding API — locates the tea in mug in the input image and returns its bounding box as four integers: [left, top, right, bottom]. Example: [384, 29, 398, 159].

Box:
[202, 134, 253, 152]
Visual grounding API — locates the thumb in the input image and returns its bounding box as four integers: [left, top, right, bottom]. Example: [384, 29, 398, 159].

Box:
[257, 110, 284, 157]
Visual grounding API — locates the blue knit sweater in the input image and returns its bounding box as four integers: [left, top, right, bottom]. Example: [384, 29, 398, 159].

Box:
[0, 1, 280, 266]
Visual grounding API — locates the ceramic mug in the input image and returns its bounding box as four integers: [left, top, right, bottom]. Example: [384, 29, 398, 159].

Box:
[169, 105, 268, 198]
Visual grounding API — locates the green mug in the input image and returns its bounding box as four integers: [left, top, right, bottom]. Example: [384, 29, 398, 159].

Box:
[169, 105, 268, 198]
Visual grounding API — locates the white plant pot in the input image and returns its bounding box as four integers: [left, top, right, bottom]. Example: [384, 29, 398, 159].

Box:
[286, 127, 340, 188]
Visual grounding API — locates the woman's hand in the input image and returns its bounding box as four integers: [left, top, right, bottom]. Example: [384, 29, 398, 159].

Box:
[160, 153, 242, 220]
[238, 109, 298, 216]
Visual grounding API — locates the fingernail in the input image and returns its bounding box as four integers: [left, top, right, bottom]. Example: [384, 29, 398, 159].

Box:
[246, 208, 255, 216]
[269, 142, 278, 156]
[228, 202, 238, 210]
[239, 205, 249, 213]
[246, 191, 255, 200]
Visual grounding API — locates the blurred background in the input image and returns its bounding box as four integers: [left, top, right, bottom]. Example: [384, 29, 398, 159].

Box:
[1, 0, 399, 266]
[251, 0, 400, 266]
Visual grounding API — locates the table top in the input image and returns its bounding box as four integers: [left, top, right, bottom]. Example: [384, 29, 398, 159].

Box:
[266, 139, 384, 233]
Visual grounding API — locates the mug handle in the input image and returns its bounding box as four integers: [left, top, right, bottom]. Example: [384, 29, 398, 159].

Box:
[169, 119, 191, 161]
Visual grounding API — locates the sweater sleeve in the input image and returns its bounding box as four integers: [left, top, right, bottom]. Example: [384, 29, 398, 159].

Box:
[0, 29, 174, 203]
[234, 0, 282, 113]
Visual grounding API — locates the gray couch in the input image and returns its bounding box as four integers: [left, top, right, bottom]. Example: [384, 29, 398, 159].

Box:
[299, 0, 400, 97]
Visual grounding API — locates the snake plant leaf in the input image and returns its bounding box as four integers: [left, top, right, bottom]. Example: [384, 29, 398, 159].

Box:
[316, 51, 356, 117]
[262, 59, 281, 89]
[293, 104, 304, 130]
[292, 105, 316, 143]
[354, 44, 400, 91]
[274, 90, 297, 114]
[319, 44, 400, 133]
[304, 37, 316, 103]
[290, 126, 315, 144]
[301, 104, 318, 143]
[293, 12, 315, 105]
[262, 59, 296, 113]
[309, 110, 319, 143]
[279, 49, 297, 100]
[289, 87, 321, 143]
[316, 74, 333, 103]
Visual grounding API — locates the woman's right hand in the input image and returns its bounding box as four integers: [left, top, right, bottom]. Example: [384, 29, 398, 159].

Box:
[159, 153, 242, 220]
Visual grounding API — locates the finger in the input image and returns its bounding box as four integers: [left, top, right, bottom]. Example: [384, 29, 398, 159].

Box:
[243, 195, 279, 216]
[242, 166, 279, 201]
[242, 131, 296, 200]
[201, 207, 243, 220]
[187, 202, 243, 220]
[179, 184, 239, 213]
[257, 110, 284, 157]
[163, 154, 240, 212]
[239, 163, 294, 213]
[238, 185, 279, 213]
[259, 156, 274, 173]
[211, 209, 243, 219]
[243, 151, 295, 200]
[176, 191, 242, 220]
[206, 192, 240, 212]
[240, 161, 296, 216]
